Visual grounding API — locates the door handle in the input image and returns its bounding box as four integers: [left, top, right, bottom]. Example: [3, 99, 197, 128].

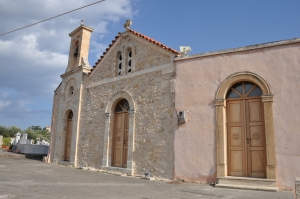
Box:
[246, 138, 253, 141]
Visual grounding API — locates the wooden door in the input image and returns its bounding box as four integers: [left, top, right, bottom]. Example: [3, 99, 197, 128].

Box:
[227, 82, 266, 178]
[112, 99, 129, 168]
[245, 99, 265, 178]
[227, 100, 246, 177]
[65, 118, 72, 161]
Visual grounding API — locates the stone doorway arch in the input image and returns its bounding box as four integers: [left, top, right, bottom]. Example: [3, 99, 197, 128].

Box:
[214, 72, 276, 179]
[102, 91, 136, 175]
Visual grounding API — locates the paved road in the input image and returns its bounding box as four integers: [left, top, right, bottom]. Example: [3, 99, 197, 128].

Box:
[0, 156, 294, 199]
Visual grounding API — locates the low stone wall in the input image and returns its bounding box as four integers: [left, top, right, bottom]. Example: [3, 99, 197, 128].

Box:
[16, 144, 49, 155]
[296, 178, 300, 199]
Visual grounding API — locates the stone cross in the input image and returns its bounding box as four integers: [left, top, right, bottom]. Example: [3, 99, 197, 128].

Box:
[81, 19, 84, 25]
[124, 20, 132, 29]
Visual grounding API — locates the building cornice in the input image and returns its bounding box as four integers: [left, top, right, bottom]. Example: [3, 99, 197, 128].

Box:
[174, 37, 300, 61]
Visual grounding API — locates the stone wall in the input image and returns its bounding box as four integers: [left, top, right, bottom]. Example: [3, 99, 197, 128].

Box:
[77, 68, 175, 179]
[90, 32, 171, 83]
[296, 178, 300, 199]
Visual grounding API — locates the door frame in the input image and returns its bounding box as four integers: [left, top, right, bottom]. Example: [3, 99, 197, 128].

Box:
[214, 72, 276, 179]
[101, 91, 136, 175]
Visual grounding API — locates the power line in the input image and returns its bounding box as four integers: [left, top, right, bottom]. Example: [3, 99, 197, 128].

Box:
[0, 0, 105, 37]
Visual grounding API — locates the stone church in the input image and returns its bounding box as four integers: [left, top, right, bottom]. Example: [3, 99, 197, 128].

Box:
[48, 21, 300, 191]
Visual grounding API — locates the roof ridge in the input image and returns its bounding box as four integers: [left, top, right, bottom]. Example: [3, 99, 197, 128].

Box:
[126, 28, 179, 54]
[90, 28, 179, 74]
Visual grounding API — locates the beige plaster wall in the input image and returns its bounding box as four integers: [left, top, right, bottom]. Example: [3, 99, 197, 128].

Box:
[174, 43, 300, 189]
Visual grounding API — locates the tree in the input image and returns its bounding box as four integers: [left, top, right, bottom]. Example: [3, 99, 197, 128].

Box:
[30, 126, 42, 131]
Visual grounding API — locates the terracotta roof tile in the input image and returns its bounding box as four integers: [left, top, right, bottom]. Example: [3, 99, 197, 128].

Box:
[90, 29, 179, 74]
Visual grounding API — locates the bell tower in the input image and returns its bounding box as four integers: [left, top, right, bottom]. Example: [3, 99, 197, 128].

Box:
[66, 21, 93, 72]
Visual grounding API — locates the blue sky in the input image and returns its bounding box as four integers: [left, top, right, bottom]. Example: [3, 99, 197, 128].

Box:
[0, 0, 299, 129]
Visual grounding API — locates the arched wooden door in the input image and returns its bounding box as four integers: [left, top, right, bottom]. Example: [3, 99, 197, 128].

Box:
[64, 111, 73, 161]
[112, 99, 129, 168]
[226, 82, 266, 178]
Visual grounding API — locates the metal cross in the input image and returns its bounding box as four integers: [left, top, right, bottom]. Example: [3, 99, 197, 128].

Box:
[81, 19, 84, 25]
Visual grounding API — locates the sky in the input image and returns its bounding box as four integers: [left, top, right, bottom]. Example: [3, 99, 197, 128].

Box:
[0, 0, 299, 129]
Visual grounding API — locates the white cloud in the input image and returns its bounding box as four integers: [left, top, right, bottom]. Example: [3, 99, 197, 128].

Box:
[0, 101, 11, 110]
[0, 0, 138, 129]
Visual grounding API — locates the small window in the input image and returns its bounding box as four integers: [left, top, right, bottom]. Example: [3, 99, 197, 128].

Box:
[226, 82, 262, 99]
[68, 111, 73, 119]
[117, 52, 122, 76]
[73, 41, 79, 57]
[127, 50, 132, 73]
[68, 86, 74, 98]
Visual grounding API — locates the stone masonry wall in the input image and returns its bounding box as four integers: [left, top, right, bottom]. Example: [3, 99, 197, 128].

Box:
[90, 33, 171, 83]
[49, 84, 61, 162]
[77, 70, 175, 179]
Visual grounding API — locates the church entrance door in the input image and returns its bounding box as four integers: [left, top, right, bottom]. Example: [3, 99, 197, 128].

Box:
[64, 111, 73, 161]
[112, 99, 129, 168]
[226, 82, 266, 178]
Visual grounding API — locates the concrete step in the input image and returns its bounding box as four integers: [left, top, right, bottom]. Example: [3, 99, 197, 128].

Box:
[215, 176, 278, 191]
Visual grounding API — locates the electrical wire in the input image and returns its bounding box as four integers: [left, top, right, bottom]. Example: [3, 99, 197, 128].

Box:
[0, 0, 105, 37]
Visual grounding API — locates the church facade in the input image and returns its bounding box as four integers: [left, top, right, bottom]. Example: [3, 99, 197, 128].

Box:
[48, 22, 300, 191]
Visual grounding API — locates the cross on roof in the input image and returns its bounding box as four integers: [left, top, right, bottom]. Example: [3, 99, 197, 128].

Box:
[124, 20, 132, 29]
[81, 19, 84, 25]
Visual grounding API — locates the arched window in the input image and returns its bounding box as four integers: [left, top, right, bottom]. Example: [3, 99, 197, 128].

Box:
[73, 41, 79, 57]
[226, 82, 262, 99]
[68, 111, 73, 119]
[117, 52, 122, 76]
[115, 99, 130, 113]
[127, 49, 132, 73]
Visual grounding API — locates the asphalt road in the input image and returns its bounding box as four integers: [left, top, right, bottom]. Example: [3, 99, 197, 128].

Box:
[0, 156, 294, 199]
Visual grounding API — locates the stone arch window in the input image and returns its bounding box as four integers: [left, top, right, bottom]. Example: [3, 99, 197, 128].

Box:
[73, 41, 79, 57]
[127, 48, 132, 73]
[214, 72, 276, 180]
[116, 51, 122, 76]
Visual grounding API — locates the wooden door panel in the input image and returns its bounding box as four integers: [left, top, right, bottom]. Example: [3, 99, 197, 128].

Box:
[123, 113, 129, 167]
[246, 99, 266, 178]
[114, 148, 122, 166]
[250, 126, 263, 147]
[65, 119, 72, 161]
[227, 100, 245, 176]
[230, 151, 243, 176]
[113, 113, 124, 167]
[113, 112, 129, 168]
[251, 151, 264, 172]
[230, 126, 243, 147]
[228, 103, 242, 123]
[248, 101, 262, 122]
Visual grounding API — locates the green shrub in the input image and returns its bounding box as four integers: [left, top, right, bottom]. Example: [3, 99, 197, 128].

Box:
[2, 137, 11, 147]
